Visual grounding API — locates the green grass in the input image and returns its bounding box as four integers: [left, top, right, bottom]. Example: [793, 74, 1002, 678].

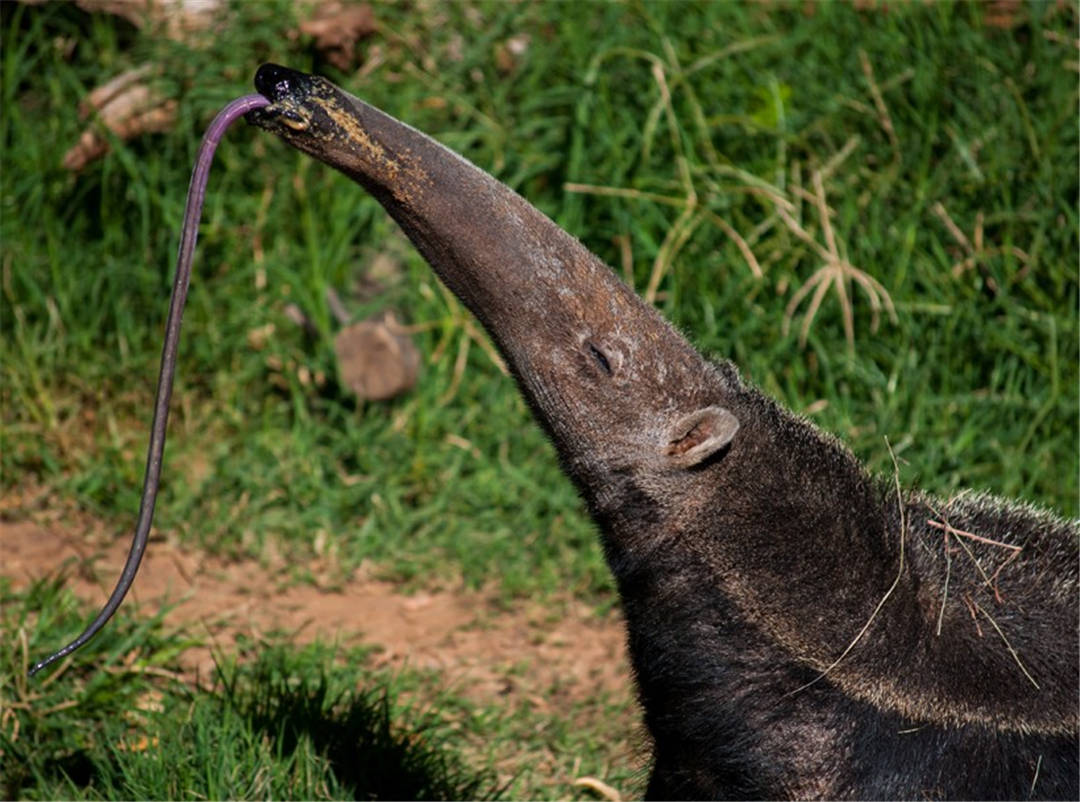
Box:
[1, 578, 501, 800]
[2, 1, 1077, 799]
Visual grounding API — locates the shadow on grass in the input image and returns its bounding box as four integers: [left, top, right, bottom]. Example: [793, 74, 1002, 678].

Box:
[218, 646, 501, 801]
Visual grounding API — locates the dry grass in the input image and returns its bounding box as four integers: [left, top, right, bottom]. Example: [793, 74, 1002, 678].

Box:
[932, 201, 1034, 292]
[924, 500, 1038, 690]
[779, 169, 897, 351]
[566, 35, 779, 302]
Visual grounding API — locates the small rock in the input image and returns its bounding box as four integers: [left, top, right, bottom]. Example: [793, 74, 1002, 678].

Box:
[334, 311, 420, 401]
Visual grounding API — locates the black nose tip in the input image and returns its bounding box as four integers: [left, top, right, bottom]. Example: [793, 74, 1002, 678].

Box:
[254, 63, 309, 101]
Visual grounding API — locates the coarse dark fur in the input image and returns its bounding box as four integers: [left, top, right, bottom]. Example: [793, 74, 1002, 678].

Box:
[247, 65, 1080, 800]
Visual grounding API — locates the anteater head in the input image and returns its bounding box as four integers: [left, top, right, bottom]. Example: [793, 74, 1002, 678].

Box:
[247, 64, 743, 534]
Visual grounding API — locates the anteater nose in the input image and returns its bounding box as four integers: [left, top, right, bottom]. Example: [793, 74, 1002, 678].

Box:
[253, 63, 308, 102]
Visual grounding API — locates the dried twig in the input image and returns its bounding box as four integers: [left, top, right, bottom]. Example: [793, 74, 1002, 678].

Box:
[926, 519, 1022, 552]
[1031, 755, 1043, 798]
[935, 534, 952, 637]
[974, 601, 1040, 689]
[563, 183, 684, 209]
[962, 593, 984, 637]
[926, 508, 1036, 687]
[437, 325, 471, 406]
[819, 136, 862, 183]
[859, 50, 900, 165]
[927, 517, 1022, 602]
[613, 234, 635, 286]
[704, 211, 763, 279]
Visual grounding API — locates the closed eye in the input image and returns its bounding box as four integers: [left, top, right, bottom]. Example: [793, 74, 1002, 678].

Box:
[281, 109, 310, 131]
[588, 343, 613, 375]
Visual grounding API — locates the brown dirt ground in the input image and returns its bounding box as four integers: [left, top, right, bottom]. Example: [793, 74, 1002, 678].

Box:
[1, 487, 635, 719]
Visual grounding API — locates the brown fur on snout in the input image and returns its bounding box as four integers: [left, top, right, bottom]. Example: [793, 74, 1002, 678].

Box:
[250, 65, 1079, 800]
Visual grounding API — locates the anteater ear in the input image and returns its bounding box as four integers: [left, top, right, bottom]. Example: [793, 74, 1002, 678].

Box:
[664, 406, 740, 467]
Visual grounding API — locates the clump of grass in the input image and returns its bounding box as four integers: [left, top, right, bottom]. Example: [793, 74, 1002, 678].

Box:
[778, 167, 897, 350]
[1, 574, 191, 799]
[1, 580, 498, 800]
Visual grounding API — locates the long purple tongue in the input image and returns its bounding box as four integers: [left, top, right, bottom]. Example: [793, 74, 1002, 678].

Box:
[29, 92, 270, 677]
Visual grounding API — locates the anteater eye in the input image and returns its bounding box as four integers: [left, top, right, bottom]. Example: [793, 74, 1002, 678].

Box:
[588, 343, 613, 375]
[281, 109, 310, 131]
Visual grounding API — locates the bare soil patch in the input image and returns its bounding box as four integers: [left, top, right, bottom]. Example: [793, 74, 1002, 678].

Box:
[1, 490, 634, 713]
